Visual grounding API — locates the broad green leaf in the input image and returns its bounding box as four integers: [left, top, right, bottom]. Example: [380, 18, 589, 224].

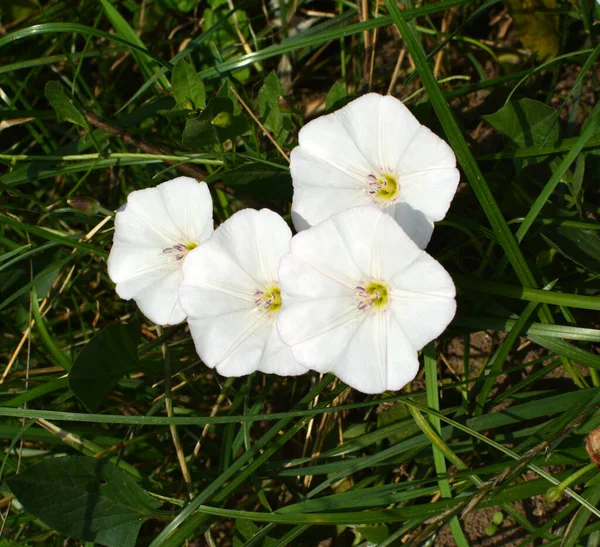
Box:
[8, 456, 160, 547]
[68, 318, 141, 412]
[44, 81, 89, 130]
[325, 81, 350, 112]
[505, 0, 559, 60]
[218, 163, 292, 199]
[257, 72, 291, 144]
[182, 97, 248, 148]
[483, 98, 558, 148]
[172, 57, 206, 111]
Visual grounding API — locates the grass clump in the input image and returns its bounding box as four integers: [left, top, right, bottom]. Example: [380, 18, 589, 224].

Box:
[1, 0, 600, 545]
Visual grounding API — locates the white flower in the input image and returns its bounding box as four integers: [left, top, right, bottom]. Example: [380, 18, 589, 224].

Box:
[107, 177, 213, 326]
[179, 208, 305, 377]
[277, 206, 456, 394]
[290, 93, 459, 249]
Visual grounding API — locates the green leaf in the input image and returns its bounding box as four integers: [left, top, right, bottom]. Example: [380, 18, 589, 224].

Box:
[156, 0, 196, 12]
[68, 319, 141, 412]
[483, 98, 558, 148]
[542, 227, 600, 274]
[233, 519, 276, 546]
[325, 81, 350, 112]
[172, 57, 206, 111]
[257, 72, 291, 144]
[182, 97, 248, 148]
[8, 456, 160, 547]
[357, 524, 389, 543]
[44, 81, 89, 130]
[218, 163, 292, 199]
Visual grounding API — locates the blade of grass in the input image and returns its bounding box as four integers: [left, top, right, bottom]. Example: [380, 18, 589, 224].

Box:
[384, 0, 535, 289]
[421, 342, 469, 546]
[98, 0, 169, 88]
[455, 275, 600, 311]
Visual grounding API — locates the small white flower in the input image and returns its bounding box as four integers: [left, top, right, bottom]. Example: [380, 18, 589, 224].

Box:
[290, 93, 459, 249]
[179, 208, 305, 377]
[107, 177, 213, 326]
[277, 206, 456, 394]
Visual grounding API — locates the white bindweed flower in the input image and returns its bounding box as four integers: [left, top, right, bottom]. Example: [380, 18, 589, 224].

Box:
[107, 177, 213, 326]
[179, 208, 305, 377]
[290, 93, 460, 249]
[277, 206, 456, 394]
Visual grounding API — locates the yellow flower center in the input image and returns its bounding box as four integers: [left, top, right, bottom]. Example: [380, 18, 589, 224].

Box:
[255, 285, 282, 313]
[357, 281, 389, 310]
[368, 171, 400, 203]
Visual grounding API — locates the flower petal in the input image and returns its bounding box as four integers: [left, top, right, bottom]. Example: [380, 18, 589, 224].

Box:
[209, 208, 291, 285]
[397, 125, 457, 175]
[157, 177, 214, 244]
[255, 326, 307, 376]
[278, 295, 364, 370]
[187, 309, 269, 376]
[386, 200, 434, 251]
[287, 207, 378, 287]
[180, 208, 302, 376]
[329, 312, 419, 393]
[400, 168, 460, 222]
[123, 177, 212, 246]
[107, 177, 214, 326]
[336, 93, 422, 172]
[119, 265, 186, 325]
[291, 186, 370, 232]
[108, 242, 172, 285]
[365, 206, 425, 279]
[389, 254, 456, 349]
[296, 110, 374, 180]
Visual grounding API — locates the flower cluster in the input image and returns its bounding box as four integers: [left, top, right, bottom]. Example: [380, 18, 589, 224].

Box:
[108, 93, 459, 394]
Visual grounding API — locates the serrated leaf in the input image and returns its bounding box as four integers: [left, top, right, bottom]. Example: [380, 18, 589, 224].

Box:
[483, 98, 558, 148]
[219, 163, 292, 200]
[68, 319, 141, 412]
[325, 81, 350, 112]
[8, 456, 160, 547]
[505, 0, 559, 60]
[44, 81, 89, 130]
[172, 57, 206, 111]
[257, 71, 291, 144]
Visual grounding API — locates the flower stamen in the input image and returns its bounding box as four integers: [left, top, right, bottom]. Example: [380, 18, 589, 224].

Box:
[255, 285, 282, 313]
[357, 281, 389, 310]
[367, 170, 399, 204]
[162, 242, 196, 261]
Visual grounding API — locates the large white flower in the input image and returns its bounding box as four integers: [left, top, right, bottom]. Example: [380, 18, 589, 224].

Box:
[107, 177, 213, 326]
[179, 208, 305, 377]
[290, 93, 459, 249]
[277, 206, 456, 394]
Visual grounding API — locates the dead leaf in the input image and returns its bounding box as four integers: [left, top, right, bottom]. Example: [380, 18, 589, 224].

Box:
[506, 0, 560, 60]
